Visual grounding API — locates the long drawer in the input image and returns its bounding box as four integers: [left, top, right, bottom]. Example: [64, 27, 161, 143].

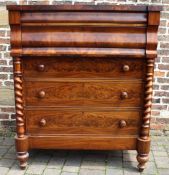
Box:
[21, 26, 146, 48]
[26, 109, 141, 135]
[23, 57, 146, 79]
[24, 80, 144, 107]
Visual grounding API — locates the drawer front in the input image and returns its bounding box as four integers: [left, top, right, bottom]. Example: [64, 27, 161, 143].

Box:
[26, 110, 141, 135]
[22, 26, 146, 48]
[23, 57, 146, 79]
[24, 81, 144, 107]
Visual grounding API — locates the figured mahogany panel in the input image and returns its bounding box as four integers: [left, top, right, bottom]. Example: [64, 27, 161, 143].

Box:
[22, 26, 146, 48]
[24, 81, 144, 107]
[23, 57, 146, 79]
[21, 47, 145, 58]
[21, 12, 147, 24]
[26, 109, 141, 135]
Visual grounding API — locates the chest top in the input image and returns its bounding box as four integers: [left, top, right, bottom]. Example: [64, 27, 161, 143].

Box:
[7, 5, 162, 59]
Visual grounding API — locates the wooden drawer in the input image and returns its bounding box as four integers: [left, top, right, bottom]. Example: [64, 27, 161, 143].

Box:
[21, 26, 146, 48]
[23, 57, 146, 79]
[24, 80, 144, 107]
[26, 109, 141, 135]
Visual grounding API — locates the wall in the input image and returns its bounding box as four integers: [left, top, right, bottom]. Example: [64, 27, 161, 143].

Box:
[0, 0, 169, 135]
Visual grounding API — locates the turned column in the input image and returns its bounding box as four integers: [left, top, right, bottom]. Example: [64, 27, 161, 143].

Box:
[137, 58, 154, 172]
[9, 10, 29, 169]
[137, 8, 161, 172]
[13, 57, 29, 169]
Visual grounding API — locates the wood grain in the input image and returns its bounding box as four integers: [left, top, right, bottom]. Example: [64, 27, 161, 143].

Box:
[26, 110, 141, 135]
[7, 5, 162, 12]
[24, 81, 144, 107]
[23, 57, 146, 79]
[21, 12, 147, 24]
[21, 48, 145, 58]
[22, 26, 146, 48]
[29, 135, 137, 150]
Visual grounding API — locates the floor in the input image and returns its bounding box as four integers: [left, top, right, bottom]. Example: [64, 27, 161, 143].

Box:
[0, 136, 169, 175]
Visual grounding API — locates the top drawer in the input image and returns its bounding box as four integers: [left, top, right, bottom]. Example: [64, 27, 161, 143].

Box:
[21, 26, 146, 49]
[21, 12, 147, 49]
[23, 57, 146, 79]
[21, 11, 147, 24]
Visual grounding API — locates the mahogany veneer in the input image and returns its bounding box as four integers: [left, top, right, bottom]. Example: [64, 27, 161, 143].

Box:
[7, 5, 162, 171]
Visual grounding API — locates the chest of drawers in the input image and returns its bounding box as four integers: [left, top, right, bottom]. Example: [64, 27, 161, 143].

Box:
[7, 5, 162, 171]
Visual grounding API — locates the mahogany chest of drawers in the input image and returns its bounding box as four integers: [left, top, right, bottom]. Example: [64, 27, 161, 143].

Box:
[7, 5, 162, 171]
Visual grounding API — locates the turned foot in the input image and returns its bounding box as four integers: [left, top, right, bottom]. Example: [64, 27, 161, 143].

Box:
[17, 152, 29, 169]
[136, 153, 149, 172]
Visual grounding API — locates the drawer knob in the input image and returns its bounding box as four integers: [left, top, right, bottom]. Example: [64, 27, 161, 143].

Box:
[121, 91, 128, 99]
[38, 91, 46, 98]
[123, 65, 130, 72]
[37, 64, 45, 72]
[119, 120, 127, 128]
[39, 118, 46, 127]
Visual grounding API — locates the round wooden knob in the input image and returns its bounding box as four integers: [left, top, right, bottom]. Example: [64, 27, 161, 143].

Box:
[123, 65, 130, 72]
[39, 118, 46, 127]
[119, 120, 127, 128]
[37, 64, 45, 72]
[38, 91, 45, 98]
[121, 91, 128, 99]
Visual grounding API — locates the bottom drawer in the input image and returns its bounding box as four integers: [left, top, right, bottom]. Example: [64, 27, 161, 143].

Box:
[26, 109, 142, 136]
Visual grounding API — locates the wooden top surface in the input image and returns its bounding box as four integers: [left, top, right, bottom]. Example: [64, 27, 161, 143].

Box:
[6, 5, 162, 12]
